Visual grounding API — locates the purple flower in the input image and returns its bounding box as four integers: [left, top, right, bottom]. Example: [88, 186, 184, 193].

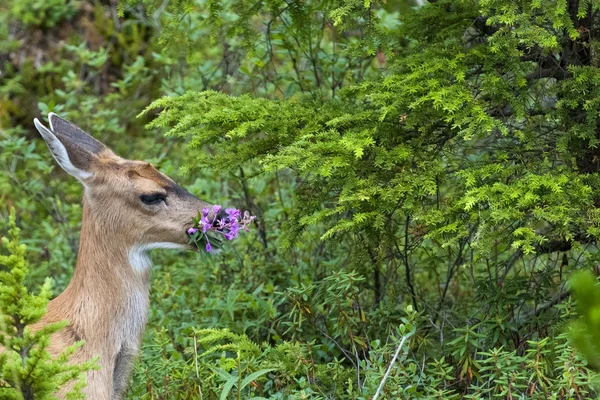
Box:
[229, 219, 240, 237]
[201, 218, 211, 233]
[188, 205, 256, 252]
[225, 208, 241, 219]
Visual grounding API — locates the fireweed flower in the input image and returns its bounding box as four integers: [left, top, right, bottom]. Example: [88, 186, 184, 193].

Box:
[187, 206, 256, 252]
[225, 208, 241, 220]
[199, 207, 211, 233]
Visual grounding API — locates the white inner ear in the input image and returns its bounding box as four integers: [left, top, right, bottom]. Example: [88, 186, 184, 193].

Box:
[128, 243, 187, 273]
[34, 118, 93, 181]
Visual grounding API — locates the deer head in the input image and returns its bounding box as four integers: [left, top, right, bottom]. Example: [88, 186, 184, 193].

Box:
[33, 113, 212, 269]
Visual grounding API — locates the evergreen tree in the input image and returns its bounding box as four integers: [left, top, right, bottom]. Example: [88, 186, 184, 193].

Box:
[0, 209, 95, 400]
[144, 0, 600, 316]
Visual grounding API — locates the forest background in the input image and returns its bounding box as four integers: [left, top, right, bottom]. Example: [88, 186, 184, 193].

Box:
[2, 0, 600, 398]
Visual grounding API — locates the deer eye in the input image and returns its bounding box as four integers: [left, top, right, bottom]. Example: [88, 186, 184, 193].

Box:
[140, 193, 166, 205]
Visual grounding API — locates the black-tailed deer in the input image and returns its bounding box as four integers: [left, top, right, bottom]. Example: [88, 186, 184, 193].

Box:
[30, 113, 214, 399]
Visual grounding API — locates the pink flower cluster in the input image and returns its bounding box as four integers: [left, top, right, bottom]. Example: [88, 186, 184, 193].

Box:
[187, 205, 256, 252]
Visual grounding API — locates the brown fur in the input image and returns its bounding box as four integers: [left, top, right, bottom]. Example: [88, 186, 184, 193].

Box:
[25, 115, 212, 399]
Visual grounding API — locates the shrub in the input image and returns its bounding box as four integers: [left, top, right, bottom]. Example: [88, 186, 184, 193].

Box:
[0, 209, 95, 399]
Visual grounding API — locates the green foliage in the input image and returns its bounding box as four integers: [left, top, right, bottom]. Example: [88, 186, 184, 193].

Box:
[0, 209, 95, 399]
[569, 271, 600, 372]
[138, 0, 600, 396]
[10, 0, 78, 28]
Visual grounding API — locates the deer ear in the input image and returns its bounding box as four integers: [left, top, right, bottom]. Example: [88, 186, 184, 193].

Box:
[34, 113, 109, 182]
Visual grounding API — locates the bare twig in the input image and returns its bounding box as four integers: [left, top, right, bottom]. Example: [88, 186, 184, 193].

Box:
[515, 285, 570, 326]
[193, 332, 203, 400]
[373, 334, 409, 400]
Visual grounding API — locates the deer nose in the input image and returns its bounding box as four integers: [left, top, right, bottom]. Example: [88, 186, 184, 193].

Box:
[215, 208, 228, 224]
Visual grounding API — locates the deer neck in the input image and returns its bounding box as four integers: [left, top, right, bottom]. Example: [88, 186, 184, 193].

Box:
[51, 199, 152, 340]
[76, 198, 151, 290]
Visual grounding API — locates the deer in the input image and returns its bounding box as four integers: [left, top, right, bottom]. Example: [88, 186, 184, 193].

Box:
[27, 113, 220, 399]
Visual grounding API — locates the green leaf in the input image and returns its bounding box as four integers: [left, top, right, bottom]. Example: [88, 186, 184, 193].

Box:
[240, 368, 276, 390]
[220, 373, 238, 400]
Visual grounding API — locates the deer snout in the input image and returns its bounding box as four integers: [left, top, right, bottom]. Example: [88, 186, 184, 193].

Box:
[182, 203, 222, 234]
[213, 208, 228, 227]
